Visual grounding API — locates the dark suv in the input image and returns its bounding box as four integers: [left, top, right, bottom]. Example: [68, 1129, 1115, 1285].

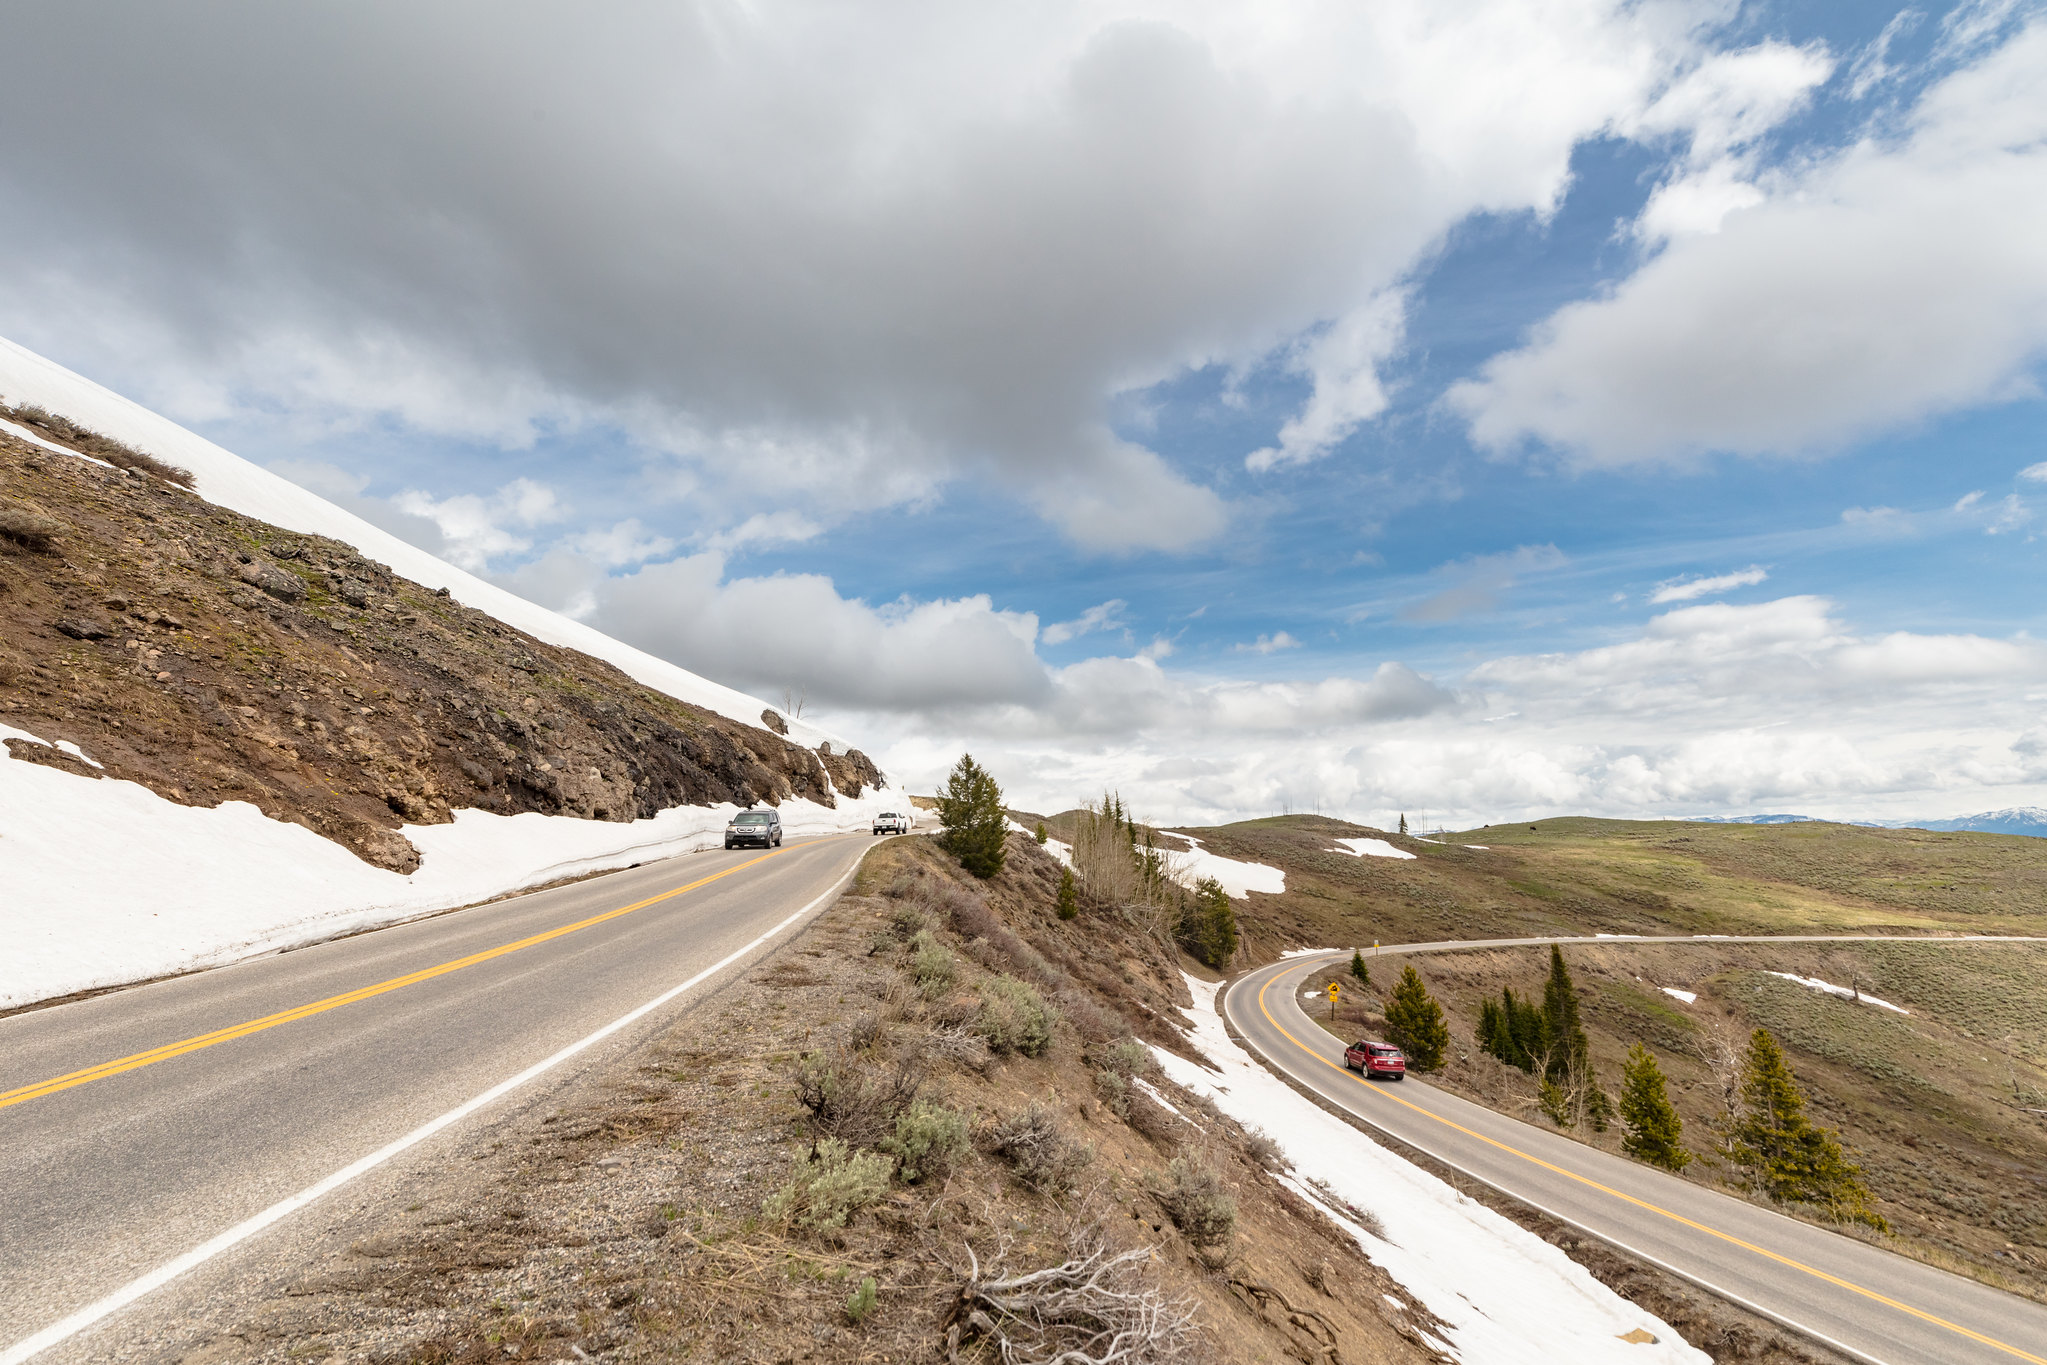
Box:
[724, 809, 782, 849]
[1343, 1040, 1406, 1080]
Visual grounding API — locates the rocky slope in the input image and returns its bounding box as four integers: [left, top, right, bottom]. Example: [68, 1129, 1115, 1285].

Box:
[0, 416, 880, 873]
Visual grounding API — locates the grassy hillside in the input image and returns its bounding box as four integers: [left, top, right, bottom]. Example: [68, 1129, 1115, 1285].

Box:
[1171, 814, 2047, 954]
[1171, 814, 2047, 1301]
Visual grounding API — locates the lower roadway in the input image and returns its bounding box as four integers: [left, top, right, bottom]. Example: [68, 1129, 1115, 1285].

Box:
[1226, 945, 2047, 1365]
[0, 831, 881, 1363]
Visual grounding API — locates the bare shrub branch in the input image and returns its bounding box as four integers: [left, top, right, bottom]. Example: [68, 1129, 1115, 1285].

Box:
[947, 1229, 1198, 1365]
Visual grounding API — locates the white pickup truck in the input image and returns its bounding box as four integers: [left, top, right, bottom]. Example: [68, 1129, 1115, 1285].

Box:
[872, 811, 910, 835]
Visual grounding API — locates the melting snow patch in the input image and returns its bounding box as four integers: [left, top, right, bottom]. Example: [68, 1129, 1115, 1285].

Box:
[1156, 831, 1285, 898]
[51, 739, 103, 769]
[1330, 837, 1416, 860]
[1153, 974, 1709, 1365]
[1661, 988, 1698, 1005]
[1766, 972, 1908, 1014]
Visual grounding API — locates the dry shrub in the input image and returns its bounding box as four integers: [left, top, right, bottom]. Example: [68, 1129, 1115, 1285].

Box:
[5, 403, 193, 486]
[1057, 988, 1121, 1045]
[976, 975, 1058, 1057]
[763, 1138, 892, 1230]
[879, 1098, 970, 1183]
[988, 1103, 1093, 1196]
[1150, 1158, 1236, 1262]
[911, 930, 959, 996]
[921, 1023, 992, 1074]
[791, 1046, 921, 1145]
[1241, 1128, 1289, 1173]
[1094, 1069, 1131, 1119]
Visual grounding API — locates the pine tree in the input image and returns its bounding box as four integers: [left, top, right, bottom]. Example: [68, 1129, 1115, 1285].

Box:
[1177, 877, 1238, 969]
[1382, 965, 1449, 1072]
[1619, 1044, 1691, 1171]
[1478, 986, 1548, 1072]
[1540, 945, 1589, 1087]
[936, 753, 1007, 879]
[1349, 949, 1370, 989]
[1731, 1029, 1886, 1229]
[1034, 821, 1048, 845]
[1055, 866, 1079, 920]
[1398, 812, 1407, 835]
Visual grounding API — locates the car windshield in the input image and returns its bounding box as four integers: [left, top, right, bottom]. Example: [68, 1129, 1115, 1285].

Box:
[735, 813, 770, 824]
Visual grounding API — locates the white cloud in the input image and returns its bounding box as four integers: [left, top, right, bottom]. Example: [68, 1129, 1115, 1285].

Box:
[1042, 600, 1130, 646]
[1234, 631, 1301, 654]
[392, 478, 563, 571]
[1452, 20, 2047, 466]
[1649, 565, 1767, 603]
[858, 595, 2047, 831]
[699, 511, 826, 555]
[0, 2, 1763, 549]
[1244, 293, 1404, 471]
[2019, 461, 2047, 482]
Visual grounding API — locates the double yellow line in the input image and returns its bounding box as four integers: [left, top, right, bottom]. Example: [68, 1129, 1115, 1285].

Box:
[1251, 958, 2045, 1365]
[1, 843, 810, 1113]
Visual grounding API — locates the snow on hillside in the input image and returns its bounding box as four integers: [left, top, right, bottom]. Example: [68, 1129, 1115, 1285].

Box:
[1156, 830, 1285, 898]
[0, 336, 909, 1009]
[1157, 976, 1708, 1365]
[0, 336, 845, 749]
[1330, 835, 1416, 860]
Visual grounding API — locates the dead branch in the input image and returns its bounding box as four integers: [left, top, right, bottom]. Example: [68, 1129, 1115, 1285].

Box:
[947, 1230, 1198, 1364]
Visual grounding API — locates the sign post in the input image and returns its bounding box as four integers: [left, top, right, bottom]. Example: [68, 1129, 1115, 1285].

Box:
[1326, 980, 1340, 1022]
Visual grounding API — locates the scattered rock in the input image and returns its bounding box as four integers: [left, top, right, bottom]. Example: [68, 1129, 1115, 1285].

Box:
[0, 507, 62, 553]
[760, 708, 789, 735]
[101, 593, 131, 612]
[237, 559, 305, 601]
[56, 617, 110, 640]
[337, 578, 372, 609]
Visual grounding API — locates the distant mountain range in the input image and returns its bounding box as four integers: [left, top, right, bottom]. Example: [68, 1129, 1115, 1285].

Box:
[1693, 808, 2047, 837]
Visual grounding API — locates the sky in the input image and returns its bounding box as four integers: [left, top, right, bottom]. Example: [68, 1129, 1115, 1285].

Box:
[3, 0, 2045, 829]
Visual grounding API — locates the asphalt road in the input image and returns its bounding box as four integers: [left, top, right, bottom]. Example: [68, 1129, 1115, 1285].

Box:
[0, 831, 882, 1363]
[1227, 946, 2047, 1365]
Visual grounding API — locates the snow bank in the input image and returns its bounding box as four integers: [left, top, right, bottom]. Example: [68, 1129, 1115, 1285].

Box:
[1661, 987, 1698, 1005]
[1, 721, 902, 1010]
[1766, 972, 1908, 1014]
[1155, 831, 1284, 898]
[1329, 836, 1416, 861]
[1154, 975, 1707, 1365]
[0, 337, 849, 751]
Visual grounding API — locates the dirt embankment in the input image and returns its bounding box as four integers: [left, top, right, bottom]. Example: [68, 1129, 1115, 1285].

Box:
[0, 424, 880, 871]
[146, 833, 1447, 1364]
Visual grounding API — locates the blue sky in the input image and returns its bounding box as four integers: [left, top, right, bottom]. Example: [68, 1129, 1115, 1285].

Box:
[3, 0, 2044, 825]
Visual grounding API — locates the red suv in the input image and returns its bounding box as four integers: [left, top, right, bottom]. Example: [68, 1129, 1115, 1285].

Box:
[1344, 1040, 1406, 1081]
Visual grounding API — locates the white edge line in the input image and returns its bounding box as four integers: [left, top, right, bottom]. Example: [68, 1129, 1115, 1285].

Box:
[1223, 959, 1902, 1365]
[1, 857, 862, 1365]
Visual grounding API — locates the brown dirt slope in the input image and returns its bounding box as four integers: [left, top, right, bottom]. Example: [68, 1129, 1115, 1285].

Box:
[151, 833, 1447, 1364]
[0, 424, 880, 871]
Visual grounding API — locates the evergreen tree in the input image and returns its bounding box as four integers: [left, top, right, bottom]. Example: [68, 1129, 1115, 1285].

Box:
[1398, 812, 1407, 835]
[1382, 966, 1450, 1072]
[1478, 986, 1548, 1072]
[1619, 1044, 1690, 1171]
[936, 753, 1007, 879]
[1731, 1029, 1886, 1228]
[1055, 866, 1079, 920]
[1349, 949, 1370, 989]
[1540, 945, 1590, 1087]
[1034, 821, 1048, 845]
[1177, 877, 1238, 969]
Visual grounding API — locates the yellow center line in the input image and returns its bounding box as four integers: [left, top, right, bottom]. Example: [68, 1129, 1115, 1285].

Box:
[1251, 957, 2045, 1365]
[1, 838, 848, 1112]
